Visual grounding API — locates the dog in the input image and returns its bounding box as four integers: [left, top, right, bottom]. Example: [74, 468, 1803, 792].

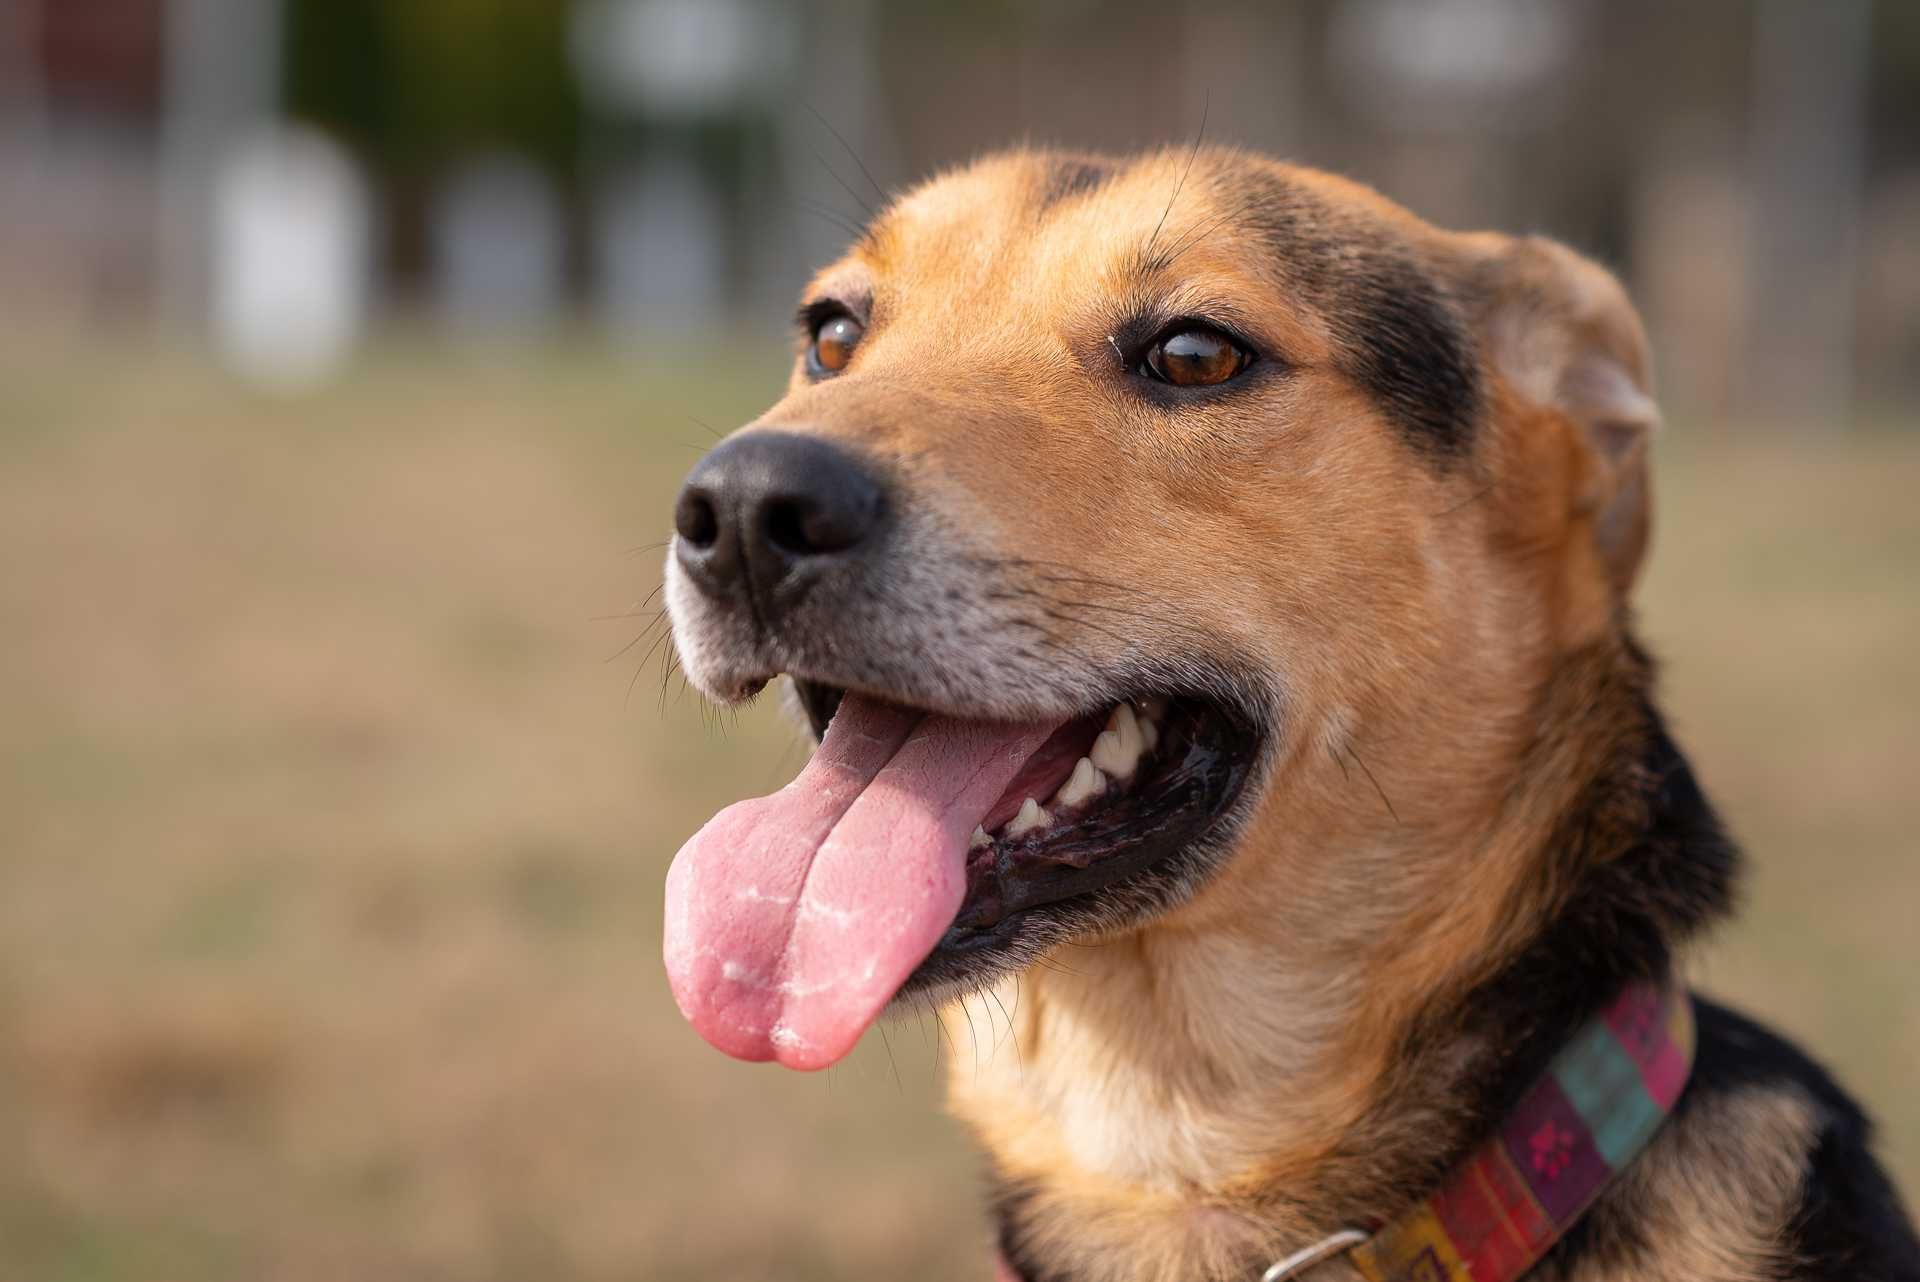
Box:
[658, 146, 1920, 1282]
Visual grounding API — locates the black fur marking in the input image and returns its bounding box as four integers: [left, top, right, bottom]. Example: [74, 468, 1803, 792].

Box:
[1351, 677, 1741, 1236]
[993, 1177, 1068, 1282]
[1450, 688, 1737, 1114]
[1331, 259, 1482, 459]
[1226, 171, 1481, 459]
[1037, 157, 1116, 211]
[1693, 1002, 1920, 1281]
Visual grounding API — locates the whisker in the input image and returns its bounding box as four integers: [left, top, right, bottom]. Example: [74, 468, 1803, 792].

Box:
[1033, 605, 1134, 651]
[988, 986, 1023, 1077]
[1434, 483, 1497, 518]
[933, 1001, 957, 1064]
[802, 101, 888, 203]
[659, 649, 686, 715]
[1157, 189, 1271, 270]
[603, 609, 669, 663]
[1013, 591, 1162, 625]
[630, 625, 677, 705]
[1143, 91, 1211, 263]
[876, 1021, 904, 1095]
[793, 197, 866, 241]
[805, 144, 877, 221]
[968, 556, 1178, 609]
[624, 644, 654, 708]
[1345, 745, 1401, 824]
[592, 585, 665, 622]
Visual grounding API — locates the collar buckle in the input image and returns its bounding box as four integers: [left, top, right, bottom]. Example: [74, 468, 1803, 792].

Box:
[1260, 1228, 1369, 1281]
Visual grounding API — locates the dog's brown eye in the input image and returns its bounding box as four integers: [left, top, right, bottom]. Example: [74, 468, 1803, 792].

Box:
[810, 316, 864, 376]
[1145, 328, 1249, 387]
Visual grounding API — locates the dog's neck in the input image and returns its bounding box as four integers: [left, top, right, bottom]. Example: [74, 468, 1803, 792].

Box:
[948, 633, 1739, 1280]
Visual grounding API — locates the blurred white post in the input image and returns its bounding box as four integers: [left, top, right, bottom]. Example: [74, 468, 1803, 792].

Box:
[157, 0, 285, 330]
[209, 126, 371, 389]
[431, 153, 566, 336]
[1743, 0, 1871, 429]
[593, 153, 724, 332]
[572, 0, 799, 332]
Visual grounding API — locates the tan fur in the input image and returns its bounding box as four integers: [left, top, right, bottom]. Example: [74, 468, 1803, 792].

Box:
[743, 148, 1756, 1279]
[1552, 1087, 1819, 1282]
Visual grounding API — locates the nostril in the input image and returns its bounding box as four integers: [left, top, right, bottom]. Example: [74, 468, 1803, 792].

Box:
[675, 432, 881, 610]
[765, 499, 811, 555]
[764, 493, 874, 556]
[675, 489, 720, 549]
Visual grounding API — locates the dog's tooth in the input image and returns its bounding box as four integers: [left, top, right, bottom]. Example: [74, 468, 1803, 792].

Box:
[1128, 698, 1161, 753]
[1090, 727, 1140, 780]
[969, 825, 992, 850]
[1090, 729, 1122, 773]
[1005, 797, 1050, 838]
[1052, 756, 1106, 809]
[1097, 705, 1146, 776]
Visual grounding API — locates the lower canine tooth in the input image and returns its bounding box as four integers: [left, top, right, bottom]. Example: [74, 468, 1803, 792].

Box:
[969, 825, 992, 849]
[1139, 718, 1159, 753]
[1052, 756, 1106, 809]
[1005, 797, 1050, 838]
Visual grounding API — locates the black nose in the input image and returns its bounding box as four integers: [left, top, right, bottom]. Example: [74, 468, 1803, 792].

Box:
[673, 431, 885, 623]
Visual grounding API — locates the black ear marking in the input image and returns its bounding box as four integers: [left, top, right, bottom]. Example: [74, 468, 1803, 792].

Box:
[1230, 170, 1482, 459]
[1331, 254, 1481, 458]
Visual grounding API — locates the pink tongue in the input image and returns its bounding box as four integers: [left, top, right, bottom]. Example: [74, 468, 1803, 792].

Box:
[662, 693, 1063, 1070]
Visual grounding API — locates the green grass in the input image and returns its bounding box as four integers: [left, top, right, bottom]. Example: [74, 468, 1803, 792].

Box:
[0, 337, 1914, 1280]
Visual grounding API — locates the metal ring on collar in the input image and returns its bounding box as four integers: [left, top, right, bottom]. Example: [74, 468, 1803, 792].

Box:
[1259, 1228, 1370, 1281]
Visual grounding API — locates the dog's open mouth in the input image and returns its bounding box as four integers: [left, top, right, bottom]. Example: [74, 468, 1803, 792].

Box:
[662, 676, 1260, 1070]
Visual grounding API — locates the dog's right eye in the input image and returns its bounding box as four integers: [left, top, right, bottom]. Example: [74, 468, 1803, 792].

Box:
[1143, 326, 1251, 388]
[808, 315, 865, 377]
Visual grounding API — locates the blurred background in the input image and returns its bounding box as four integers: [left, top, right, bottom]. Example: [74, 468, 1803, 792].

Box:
[0, 1, 1914, 1278]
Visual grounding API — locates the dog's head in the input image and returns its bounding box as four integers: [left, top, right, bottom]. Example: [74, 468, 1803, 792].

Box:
[661, 147, 1658, 1070]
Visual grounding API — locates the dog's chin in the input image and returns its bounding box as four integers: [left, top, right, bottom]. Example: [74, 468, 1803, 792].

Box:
[787, 675, 1269, 1003]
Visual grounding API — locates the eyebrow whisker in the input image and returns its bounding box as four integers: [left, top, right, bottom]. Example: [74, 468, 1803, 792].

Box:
[1142, 91, 1211, 264]
[802, 101, 889, 205]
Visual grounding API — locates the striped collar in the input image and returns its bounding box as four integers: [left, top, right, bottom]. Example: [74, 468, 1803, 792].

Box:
[1330, 981, 1695, 1281]
[997, 982, 1696, 1282]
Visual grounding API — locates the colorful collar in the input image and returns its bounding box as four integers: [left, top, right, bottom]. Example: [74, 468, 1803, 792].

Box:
[993, 982, 1696, 1282]
[1272, 981, 1696, 1282]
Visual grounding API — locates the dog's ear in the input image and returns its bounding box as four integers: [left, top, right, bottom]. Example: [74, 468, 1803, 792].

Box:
[1460, 234, 1660, 601]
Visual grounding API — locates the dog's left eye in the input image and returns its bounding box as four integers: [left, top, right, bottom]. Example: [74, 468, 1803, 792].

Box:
[1143, 327, 1251, 387]
[808, 315, 864, 377]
